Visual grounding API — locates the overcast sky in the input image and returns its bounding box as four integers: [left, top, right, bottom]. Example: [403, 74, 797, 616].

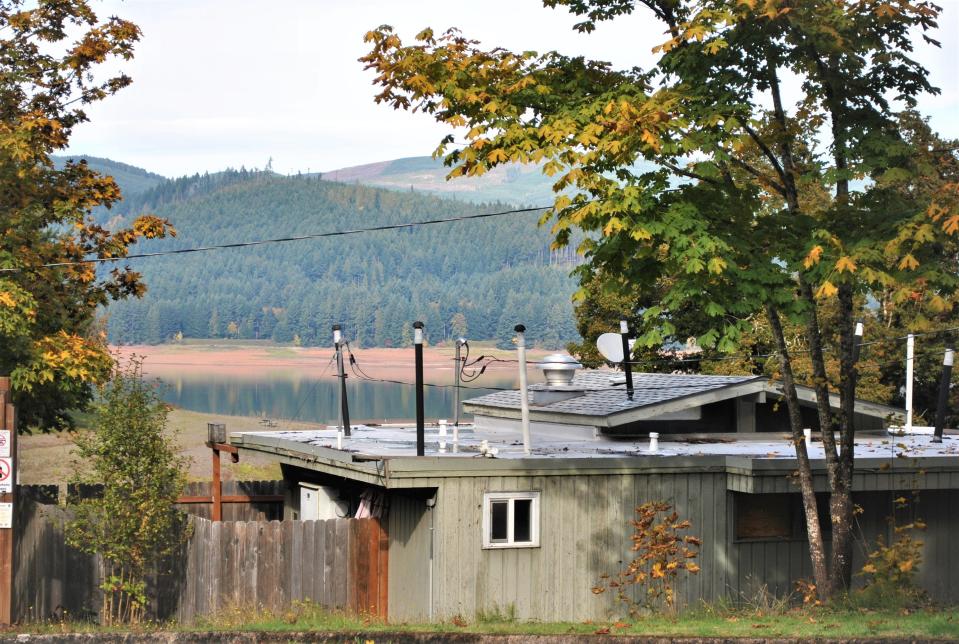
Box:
[66, 0, 959, 178]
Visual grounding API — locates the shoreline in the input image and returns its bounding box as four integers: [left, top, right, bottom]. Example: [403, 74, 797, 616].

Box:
[112, 342, 555, 383]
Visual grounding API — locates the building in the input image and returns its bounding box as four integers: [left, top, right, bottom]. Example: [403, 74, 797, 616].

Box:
[230, 365, 959, 622]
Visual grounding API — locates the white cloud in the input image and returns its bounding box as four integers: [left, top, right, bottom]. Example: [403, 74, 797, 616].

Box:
[66, 0, 958, 177]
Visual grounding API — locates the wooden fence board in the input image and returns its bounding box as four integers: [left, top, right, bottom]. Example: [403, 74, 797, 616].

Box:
[14, 501, 387, 623]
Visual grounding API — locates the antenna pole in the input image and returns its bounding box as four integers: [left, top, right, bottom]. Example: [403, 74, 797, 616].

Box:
[620, 320, 634, 399]
[515, 324, 532, 455]
[414, 321, 425, 456]
[333, 325, 351, 437]
[933, 348, 953, 443]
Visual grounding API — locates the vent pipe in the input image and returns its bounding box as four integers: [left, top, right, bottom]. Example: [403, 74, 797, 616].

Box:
[414, 321, 425, 456]
[906, 333, 915, 432]
[539, 354, 582, 386]
[933, 348, 954, 443]
[620, 320, 634, 399]
[515, 324, 532, 456]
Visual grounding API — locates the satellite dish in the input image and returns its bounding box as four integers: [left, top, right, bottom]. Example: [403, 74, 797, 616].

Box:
[597, 333, 624, 362]
[597, 333, 637, 363]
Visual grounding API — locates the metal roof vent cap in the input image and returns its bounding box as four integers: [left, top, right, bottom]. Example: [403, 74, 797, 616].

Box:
[538, 354, 583, 386]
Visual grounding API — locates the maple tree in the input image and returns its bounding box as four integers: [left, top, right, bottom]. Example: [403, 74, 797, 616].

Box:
[0, 0, 174, 429]
[363, 0, 958, 598]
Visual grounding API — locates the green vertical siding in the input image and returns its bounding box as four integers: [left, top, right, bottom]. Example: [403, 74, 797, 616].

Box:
[387, 492, 431, 621]
[404, 471, 727, 622]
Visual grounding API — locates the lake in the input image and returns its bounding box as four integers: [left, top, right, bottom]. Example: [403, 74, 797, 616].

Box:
[154, 372, 515, 425]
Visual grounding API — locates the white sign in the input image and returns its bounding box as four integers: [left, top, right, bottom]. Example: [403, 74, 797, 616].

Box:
[0, 457, 12, 493]
[0, 430, 9, 458]
[0, 503, 11, 529]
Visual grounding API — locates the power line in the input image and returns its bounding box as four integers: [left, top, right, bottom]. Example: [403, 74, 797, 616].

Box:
[0, 204, 551, 273]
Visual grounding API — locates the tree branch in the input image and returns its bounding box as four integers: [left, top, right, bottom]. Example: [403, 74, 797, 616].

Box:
[660, 160, 724, 187]
[728, 156, 787, 195]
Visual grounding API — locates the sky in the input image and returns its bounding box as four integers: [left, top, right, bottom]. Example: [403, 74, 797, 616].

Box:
[65, 0, 959, 178]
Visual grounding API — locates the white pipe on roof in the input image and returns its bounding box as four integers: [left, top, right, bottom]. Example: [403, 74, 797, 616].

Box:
[906, 334, 915, 432]
[515, 324, 532, 455]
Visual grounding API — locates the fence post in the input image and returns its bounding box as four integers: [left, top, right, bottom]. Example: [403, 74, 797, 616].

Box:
[0, 377, 18, 625]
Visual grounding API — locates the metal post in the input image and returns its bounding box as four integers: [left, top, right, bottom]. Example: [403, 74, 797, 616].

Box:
[515, 324, 532, 455]
[414, 321, 425, 456]
[933, 348, 954, 443]
[333, 325, 351, 437]
[906, 333, 915, 432]
[454, 338, 465, 427]
[620, 320, 634, 399]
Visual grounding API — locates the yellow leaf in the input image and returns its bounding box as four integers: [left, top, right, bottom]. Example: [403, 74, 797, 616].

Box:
[803, 245, 823, 269]
[816, 281, 838, 298]
[835, 256, 857, 273]
[898, 559, 914, 573]
[942, 215, 959, 235]
[707, 257, 727, 274]
[898, 254, 919, 271]
[487, 148, 508, 164]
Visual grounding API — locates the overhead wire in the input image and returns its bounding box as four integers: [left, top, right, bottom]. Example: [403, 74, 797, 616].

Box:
[0, 204, 551, 272]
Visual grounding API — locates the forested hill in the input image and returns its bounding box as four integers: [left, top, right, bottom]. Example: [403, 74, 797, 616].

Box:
[320, 156, 559, 205]
[52, 154, 166, 196]
[105, 169, 581, 348]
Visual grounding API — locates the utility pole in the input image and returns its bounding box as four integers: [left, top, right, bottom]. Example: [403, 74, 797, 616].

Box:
[454, 338, 466, 427]
[333, 325, 351, 437]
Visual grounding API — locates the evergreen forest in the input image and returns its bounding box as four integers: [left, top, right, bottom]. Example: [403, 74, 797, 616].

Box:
[90, 163, 580, 348]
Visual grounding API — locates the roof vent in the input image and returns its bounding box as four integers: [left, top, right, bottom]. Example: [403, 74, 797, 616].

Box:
[538, 354, 583, 387]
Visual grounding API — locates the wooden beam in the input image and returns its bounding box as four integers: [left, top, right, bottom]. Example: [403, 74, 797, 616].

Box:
[212, 448, 222, 521]
[176, 494, 285, 504]
[0, 378, 16, 625]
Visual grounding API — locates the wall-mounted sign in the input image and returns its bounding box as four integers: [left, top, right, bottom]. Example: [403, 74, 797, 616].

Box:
[0, 503, 11, 529]
[0, 458, 12, 493]
[0, 430, 9, 458]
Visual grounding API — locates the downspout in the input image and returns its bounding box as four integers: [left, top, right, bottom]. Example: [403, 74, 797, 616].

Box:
[426, 494, 436, 622]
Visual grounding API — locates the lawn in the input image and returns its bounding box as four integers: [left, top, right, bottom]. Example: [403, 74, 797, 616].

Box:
[15, 603, 959, 640]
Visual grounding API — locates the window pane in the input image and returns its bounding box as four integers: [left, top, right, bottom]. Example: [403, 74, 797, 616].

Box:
[490, 501, 508, 542]
[735, 493, 793, 540]
[513, 499, 532, 542]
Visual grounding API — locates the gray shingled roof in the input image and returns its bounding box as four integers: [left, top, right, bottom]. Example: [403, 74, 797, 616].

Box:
[464, 371, 762, 418]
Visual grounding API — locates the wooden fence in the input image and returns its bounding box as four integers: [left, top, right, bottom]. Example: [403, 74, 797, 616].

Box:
[13, 500, 387, 623]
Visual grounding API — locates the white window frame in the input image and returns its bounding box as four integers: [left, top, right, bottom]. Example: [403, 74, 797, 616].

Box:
[481, 491, 540, 549]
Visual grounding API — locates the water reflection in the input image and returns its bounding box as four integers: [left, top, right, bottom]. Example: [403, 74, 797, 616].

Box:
[154, 373, 515, 424]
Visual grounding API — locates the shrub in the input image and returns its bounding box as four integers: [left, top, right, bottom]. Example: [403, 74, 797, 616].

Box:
[66, 358, 189, 624]
[594, 501, 702, 614]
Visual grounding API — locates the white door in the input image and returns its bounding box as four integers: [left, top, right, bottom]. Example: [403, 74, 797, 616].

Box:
[300, 485, 319, 520]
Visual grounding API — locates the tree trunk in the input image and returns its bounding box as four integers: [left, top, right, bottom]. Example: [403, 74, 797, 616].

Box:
[830, 284, 859, 591]
[766, 303, 830, 596]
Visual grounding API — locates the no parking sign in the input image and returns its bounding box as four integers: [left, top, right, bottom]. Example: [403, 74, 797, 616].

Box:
[0, 430, 9, 458]
[0, 457, 12, 493]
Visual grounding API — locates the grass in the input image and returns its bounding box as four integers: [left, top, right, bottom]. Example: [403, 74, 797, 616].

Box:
[13, 602, 959, 639]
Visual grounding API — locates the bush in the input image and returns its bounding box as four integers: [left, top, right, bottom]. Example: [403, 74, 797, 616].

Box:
[66, 358, 189, 624]
[594, 502, 702, 614]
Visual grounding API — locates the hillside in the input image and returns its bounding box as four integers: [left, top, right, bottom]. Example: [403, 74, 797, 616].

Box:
[105, 169, 581, 348]
[320, 156, 559, 205]
[52, 154, 166, 196]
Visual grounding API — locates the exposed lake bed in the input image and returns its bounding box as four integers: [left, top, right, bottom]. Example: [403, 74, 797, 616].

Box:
[19, 341, 552, 484]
